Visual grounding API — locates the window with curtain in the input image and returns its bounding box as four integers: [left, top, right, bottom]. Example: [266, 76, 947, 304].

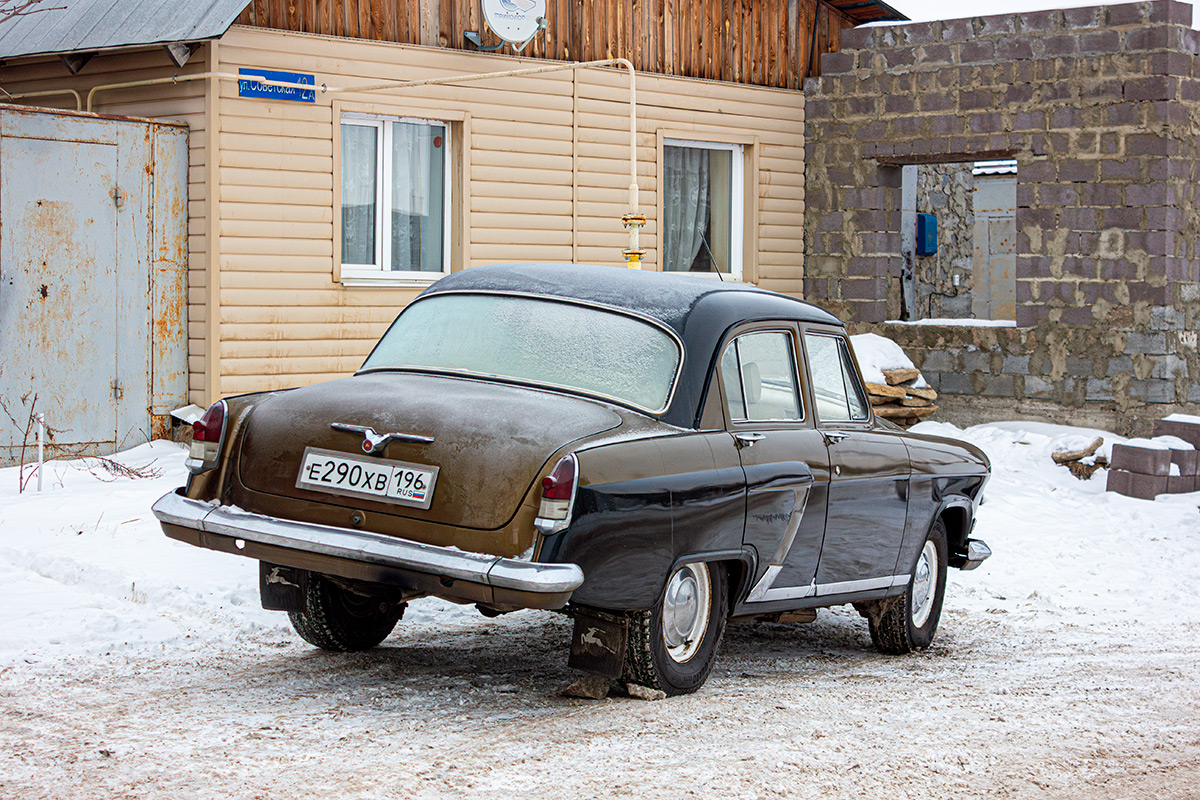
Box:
[341, 113, 448, 280]
[662, 139, 742, 278]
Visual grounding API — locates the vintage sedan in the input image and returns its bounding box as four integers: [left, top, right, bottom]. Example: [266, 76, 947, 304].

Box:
[153, 263, 991, 695]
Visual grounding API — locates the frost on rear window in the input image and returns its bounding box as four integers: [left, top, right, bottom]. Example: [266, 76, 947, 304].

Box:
[362, 293, 682, 412]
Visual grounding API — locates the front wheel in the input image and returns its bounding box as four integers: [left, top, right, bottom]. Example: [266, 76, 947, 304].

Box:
[288, 573, 405, 652]
[623, 561, 727, 695]
[869, 518, 948, 654]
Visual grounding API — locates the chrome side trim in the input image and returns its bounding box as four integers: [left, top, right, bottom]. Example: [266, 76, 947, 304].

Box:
[744, 487, 811, 602]
[815, 573, 911, 596]
[752, 580, 817, 603]
[152, 491, 584, 595]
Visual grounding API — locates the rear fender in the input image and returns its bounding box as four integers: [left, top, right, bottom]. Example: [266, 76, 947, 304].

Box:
[539, 432, 747, 611]
[185, 391, 276, 502]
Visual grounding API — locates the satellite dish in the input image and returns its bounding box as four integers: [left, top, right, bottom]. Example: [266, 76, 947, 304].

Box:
[481, 0, 547, 48]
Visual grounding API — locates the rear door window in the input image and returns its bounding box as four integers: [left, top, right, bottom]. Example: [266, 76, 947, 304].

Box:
[720, 331, 803, 422]
[803, 333, 869, 423]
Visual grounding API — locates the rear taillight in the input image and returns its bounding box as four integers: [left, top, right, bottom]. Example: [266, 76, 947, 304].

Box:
[536, 454, 578, 534]
[187, 400, 227, 473]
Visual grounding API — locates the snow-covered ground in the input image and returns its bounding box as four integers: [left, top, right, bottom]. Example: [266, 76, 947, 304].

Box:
[2, 427, 1199, 799]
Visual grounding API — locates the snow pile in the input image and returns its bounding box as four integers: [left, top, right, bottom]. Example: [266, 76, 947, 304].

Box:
[0, 444, 482, 664]
[1123, 435, 1194, 451]
[0, 443, 279, 660]
[850, 332, 916, 385]
[915, 419, 1200, 621]
[2, 422, 1200, 665]
[885, 318, 1018, 328]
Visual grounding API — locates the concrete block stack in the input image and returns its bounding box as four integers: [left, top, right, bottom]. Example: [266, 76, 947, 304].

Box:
[1105, 416, 1200, 499]
[1106, 444, 1171, 500]
[1153, 416, 1200, 493]
[864, 367, 939, 428]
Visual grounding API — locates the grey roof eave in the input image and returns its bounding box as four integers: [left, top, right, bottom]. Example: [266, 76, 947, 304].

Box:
[0, 0, 251, 62]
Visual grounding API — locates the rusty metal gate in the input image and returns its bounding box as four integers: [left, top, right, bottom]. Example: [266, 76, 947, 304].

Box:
[972, 173, 1017, 321]
[0, 107, 187, 465]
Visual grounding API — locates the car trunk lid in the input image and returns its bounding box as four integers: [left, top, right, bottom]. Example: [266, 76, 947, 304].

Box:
[237, 372, 621, 531]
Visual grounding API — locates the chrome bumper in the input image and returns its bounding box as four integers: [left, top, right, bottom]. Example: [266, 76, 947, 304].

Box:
[959, 538, 992, 571]
[152, 490, 583, 607]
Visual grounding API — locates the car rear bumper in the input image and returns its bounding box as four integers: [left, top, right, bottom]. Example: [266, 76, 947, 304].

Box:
[152, 489, 583, 609]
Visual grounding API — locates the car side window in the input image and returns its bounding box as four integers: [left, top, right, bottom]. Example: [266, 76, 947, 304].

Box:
[720, 331, 803, 422]
[804, 333, 869, 423]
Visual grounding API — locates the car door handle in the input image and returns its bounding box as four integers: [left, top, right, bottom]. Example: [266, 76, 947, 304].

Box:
[823, 431, 850, 445]
[734, 433, 765, 449]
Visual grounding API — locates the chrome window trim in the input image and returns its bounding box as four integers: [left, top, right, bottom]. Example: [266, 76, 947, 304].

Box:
[358, 289, 686, 416]
[721, 326, 807, 425]
[801, 330, 872, 425]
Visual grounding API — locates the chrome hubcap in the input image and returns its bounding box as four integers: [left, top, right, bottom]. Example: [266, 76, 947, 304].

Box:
[911, 540, 937, 628]
[662, 562, 711, 663]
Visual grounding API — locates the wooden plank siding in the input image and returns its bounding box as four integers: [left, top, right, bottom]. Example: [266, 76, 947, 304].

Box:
[210, 26, 803, 394]
[0, 47, 212, 404]
[236, 0, 856, 89]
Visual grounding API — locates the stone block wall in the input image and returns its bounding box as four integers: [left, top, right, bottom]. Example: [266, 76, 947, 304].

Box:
[803, 0, 1200, 430]
[915, 162, 976, 318]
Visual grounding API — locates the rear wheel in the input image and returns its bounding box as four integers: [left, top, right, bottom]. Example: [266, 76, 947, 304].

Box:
[623, 562, 727, 695]
[288, 573, 405, 652]
[869, 518, 948, 654]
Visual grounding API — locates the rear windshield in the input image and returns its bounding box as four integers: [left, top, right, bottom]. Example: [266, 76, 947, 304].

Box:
[361, 293, 682, 413]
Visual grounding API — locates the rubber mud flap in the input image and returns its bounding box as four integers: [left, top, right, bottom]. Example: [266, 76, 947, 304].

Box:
[568, 607, 629, 678]
[260, 562, 308, 611]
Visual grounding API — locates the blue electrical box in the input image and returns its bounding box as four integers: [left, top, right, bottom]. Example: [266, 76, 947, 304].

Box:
[916, 213, 937, 256]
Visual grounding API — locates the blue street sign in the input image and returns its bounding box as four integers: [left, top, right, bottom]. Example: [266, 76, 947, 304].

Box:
[237, 68, 316, 103]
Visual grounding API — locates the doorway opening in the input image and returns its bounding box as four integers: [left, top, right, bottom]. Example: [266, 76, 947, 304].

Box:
[898, 159, 1016, 323]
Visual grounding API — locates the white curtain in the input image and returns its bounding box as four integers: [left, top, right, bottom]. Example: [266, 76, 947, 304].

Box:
[340, 123, 377, 266]
[390, 122, 446, 272]
[390, 122, 426, 272]
[663, 146, 710, 272]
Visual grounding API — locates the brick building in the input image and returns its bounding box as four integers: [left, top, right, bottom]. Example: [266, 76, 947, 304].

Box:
[804, 0, 1200, 433]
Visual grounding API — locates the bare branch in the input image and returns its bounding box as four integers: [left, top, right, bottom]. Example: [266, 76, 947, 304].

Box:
[0, 0, 66, 26]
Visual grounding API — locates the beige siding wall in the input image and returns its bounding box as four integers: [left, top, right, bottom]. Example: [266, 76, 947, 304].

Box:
[0, 47, 212, 405]
[0, 26, 804, 404]
[214, 25, 804, 398]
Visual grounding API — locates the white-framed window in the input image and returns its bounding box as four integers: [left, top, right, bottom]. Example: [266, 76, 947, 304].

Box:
[340, 112, 450, 282]
[662, 138, 744, 278]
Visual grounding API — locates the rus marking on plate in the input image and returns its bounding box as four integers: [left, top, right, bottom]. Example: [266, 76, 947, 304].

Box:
[237, 68, 316, 103]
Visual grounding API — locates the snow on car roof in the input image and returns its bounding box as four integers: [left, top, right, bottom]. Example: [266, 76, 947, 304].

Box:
[421, 263, 843, 335]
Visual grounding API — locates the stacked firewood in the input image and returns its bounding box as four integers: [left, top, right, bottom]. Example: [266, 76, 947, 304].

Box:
[863, 367, 939, 428]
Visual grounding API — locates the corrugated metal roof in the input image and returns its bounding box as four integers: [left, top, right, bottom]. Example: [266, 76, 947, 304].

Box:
[0, 0, 251, 60]
[825, 0, 908, 24]
[973, 159, 1019, 176]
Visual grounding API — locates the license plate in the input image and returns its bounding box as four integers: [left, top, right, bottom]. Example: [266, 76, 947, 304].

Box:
[296, 447, 439, 510]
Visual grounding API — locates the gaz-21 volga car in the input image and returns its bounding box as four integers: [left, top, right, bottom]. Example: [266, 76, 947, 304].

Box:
[154, 262, 991, 695]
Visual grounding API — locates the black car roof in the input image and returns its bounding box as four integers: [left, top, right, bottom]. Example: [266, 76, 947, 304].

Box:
[418, 263, 845, 428]
[421, 263, 843, 334]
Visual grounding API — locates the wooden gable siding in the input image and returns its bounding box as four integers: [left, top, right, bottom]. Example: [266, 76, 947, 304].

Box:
[212, 26, 803, 394]
[234, 0, 854, 89]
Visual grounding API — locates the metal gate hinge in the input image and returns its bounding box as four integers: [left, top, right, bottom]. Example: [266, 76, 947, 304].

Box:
[111, 187, 124, 208]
